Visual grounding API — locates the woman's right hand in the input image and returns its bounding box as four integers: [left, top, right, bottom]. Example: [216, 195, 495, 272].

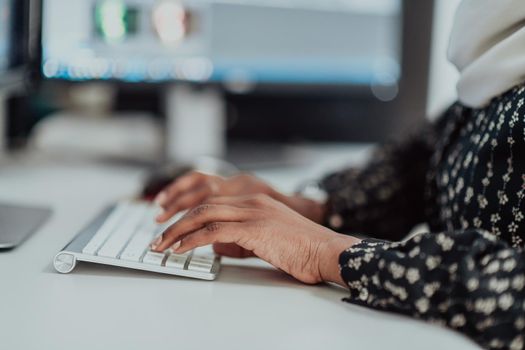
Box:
[154, 171, 326, 225]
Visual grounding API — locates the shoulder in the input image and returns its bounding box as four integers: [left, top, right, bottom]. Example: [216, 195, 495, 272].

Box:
[487, 85, 525, 140]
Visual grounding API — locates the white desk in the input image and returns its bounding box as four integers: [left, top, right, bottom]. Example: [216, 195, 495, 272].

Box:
[0, 150, 479, 350]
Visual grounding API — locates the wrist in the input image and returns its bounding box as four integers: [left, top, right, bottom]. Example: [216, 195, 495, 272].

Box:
[279, 194, 326, 223]
[318, 234, 361, 287]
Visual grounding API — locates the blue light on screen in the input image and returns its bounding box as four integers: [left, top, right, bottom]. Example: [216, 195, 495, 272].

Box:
[0, 0, 11, 73]
[41, 0, 402, 86]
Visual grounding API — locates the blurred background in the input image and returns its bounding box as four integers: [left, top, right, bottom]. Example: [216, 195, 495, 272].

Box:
[2, 0, 461, 170]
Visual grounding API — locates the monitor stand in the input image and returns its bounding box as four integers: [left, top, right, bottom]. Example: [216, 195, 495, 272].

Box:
[164, 85, 226, 163]
[0, 92, 6, 156]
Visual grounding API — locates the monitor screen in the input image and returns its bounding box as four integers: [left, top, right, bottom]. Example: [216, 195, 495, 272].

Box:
[0, 0, 30, 88]
[41, 0, 402, 87]
[0, 0, 13, 74]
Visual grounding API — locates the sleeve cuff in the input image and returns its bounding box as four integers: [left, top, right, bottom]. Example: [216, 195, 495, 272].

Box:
[338, 239, 390, 304]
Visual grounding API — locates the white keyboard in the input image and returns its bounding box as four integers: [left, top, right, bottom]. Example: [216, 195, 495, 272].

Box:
[53, 200, 220, 280]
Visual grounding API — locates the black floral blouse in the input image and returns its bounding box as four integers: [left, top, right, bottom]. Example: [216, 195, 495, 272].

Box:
[321, 85, 525, 350]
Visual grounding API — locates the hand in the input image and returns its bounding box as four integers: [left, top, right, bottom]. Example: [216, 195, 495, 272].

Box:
[151, 194, 360, 285]
[154, 171, 326, 224]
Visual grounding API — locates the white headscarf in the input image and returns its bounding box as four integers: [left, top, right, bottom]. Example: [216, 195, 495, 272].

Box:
[448, 0, 525, 107]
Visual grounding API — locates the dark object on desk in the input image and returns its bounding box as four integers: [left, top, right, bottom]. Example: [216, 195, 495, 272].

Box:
[141, 158, 239, 200]
[0, 203, 52, 250]
[141, 165, 194, 201]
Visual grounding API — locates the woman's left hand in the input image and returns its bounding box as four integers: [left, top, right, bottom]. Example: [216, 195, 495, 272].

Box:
[151, 194, 360, 285]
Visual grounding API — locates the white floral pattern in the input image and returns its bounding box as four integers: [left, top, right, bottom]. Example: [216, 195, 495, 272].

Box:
[322, 85, 525, 350]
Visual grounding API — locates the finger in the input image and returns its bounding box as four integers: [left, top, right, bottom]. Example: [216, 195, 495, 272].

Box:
[204, 194, 270, 208]
[153, 204, 253, 252]
[163, 177, 223, 212]
[156, 185, 211, 223]
[154, 172, 207, 206]
[173, 222, 245, 254]
[213, 243, 256, 258]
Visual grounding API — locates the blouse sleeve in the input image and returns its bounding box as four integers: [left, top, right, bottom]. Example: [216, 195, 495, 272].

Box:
[340, 230, 525, 350]
[321, 122, 438, 241]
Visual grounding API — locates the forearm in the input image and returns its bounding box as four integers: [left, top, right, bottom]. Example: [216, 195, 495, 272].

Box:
[320, 123, 436, 240]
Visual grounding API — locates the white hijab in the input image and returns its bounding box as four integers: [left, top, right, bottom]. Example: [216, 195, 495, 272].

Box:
[448, 0, 525, 107]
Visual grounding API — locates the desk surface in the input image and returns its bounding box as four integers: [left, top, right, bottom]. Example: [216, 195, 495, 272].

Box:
[0, 149, 479, 350]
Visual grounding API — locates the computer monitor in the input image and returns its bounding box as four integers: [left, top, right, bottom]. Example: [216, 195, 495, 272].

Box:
[0, 0, 33, 91]
[38, 0, 433, 158]
[40, 0, 402, 94]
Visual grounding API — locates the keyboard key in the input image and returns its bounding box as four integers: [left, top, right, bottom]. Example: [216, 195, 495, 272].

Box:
[192, 246, 215, 260]
[165, 254, 188, 269]
[82, 203, 130, 255]
[142, 251, 166, 266]
[188, 259, 213, 273]
[138, 207, 162, 232]
[191, 256, 215, 264]
[153, 210, 187, 236]
[119, 230, 156, 262]
[97, 204, 149, 258]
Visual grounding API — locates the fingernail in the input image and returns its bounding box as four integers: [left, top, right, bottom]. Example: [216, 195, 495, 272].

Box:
[154, 192, 167, 206]
[170, 241, 181, 252]
[150, 236, 162, 250]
